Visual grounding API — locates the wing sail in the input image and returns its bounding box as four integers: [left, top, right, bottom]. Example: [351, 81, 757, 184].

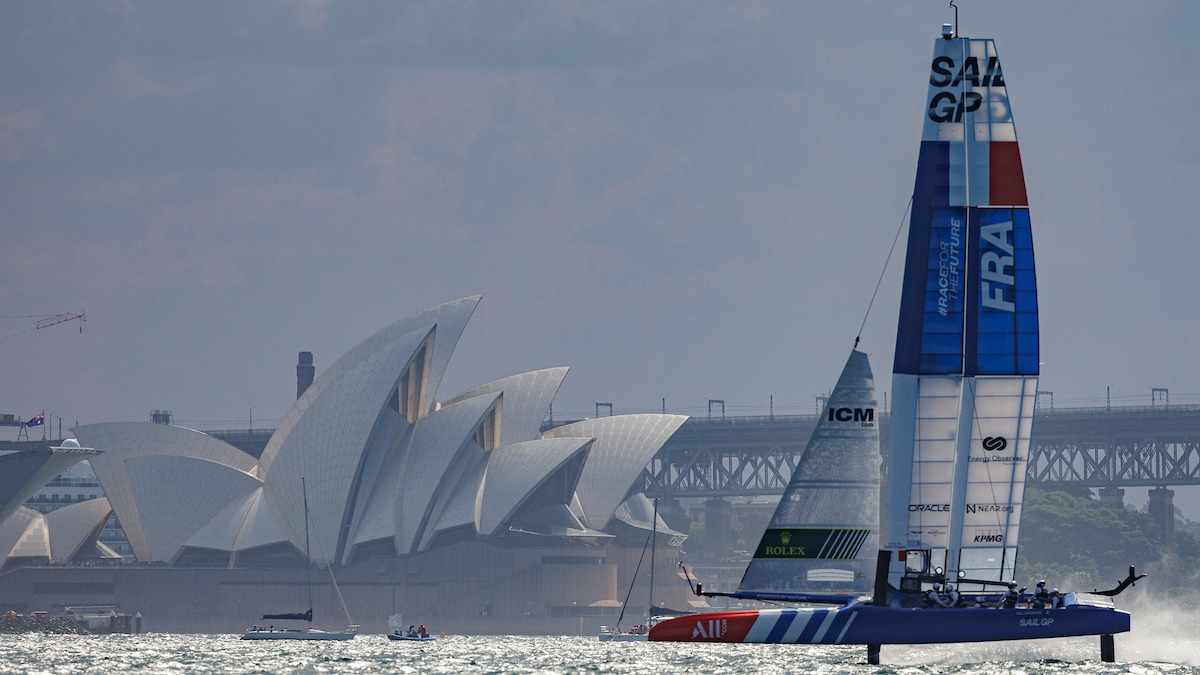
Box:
[884, 36, 1038, 592]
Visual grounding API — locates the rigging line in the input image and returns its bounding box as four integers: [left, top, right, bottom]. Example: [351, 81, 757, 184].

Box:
[308, 507, 355, 627]
[964, 376, 1015, 540]
[616, 525, 655, 630]
[856, 195, 913, 349]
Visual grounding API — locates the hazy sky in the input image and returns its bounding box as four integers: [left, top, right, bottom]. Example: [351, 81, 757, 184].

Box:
[3, 1, 1199, 445]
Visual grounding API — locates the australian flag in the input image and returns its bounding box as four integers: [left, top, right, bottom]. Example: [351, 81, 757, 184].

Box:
[26, 412, 44, 427]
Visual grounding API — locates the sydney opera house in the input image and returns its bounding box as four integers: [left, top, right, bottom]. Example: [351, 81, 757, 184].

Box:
[0, 296, 700, 633]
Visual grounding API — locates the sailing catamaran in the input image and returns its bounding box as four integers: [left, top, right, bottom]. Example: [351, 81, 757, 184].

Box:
[649, 22, 1138, 663]
[242, 478, 358, 640]
[599, 498, 665, 641]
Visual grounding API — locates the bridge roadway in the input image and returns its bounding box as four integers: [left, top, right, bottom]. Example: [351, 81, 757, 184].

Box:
[641, 404, 1200, 500]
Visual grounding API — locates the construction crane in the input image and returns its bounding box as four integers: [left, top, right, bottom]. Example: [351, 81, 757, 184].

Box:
[0, 311, 86, 340]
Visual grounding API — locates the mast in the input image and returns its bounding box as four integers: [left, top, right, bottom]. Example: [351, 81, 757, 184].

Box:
[649, 497, 658, 616]
[302, 477, 313, 620]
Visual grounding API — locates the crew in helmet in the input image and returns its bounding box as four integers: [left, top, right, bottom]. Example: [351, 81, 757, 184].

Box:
[944, 584, 961, 608]
[1049, 588, 1062, 609]
[1001, 582, 1020, 609]
[1032, 581, 1050, 609]
[925, 582, 944, 608]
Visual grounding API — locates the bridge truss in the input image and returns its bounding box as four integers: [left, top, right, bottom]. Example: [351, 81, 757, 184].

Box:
[641, 406, 1200, 499]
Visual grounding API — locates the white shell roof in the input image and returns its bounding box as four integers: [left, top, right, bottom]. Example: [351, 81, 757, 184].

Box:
[0, 444, 99, 525]
[340, 411, 410, 562]
[478, 437, 593, 535]
[260, 326, 432, 564]
[9, 513, 49, 559]
[442, 367, 569, 447]
[42, 298, 693, 568]
[394, 392, 500, 554]
[184, 488, 257, 552]
[542, 414, 687, 530]
[0, 507, 45, 560]
[612, 492, 684, 537]
[419, 446, 488, 549]
[125, 455, 260, 562]
[44, 497, 113, 561]
[259, 296, 479, 473]
[233, 487, 290, 552]
[181, 485, 291, 555]
[346, 445, 401, 554]
[74, 422, 256, 561]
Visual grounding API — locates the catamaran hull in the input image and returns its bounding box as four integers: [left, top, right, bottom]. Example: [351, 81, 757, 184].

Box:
[241, 629, 356, 640]
[648, 605, 1129, 645]
[598, 633, 648, 642]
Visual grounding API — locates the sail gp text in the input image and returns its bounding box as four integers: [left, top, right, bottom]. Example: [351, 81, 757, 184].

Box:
[927, 54, 1008, 124]
[1020, 618, 1054, 627]
[937, 218, 962, 317]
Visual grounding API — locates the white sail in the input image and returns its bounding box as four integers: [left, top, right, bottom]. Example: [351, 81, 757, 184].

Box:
[738, 350, 879, 599]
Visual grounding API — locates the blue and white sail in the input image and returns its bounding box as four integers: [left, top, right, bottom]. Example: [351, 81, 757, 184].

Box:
[650, 26, 1132, 655]
[881, 31, 1038, 591]
[737, 350, 880, 603]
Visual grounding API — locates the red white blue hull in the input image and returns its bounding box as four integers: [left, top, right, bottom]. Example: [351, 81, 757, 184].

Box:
[648, 604, 1129, 645]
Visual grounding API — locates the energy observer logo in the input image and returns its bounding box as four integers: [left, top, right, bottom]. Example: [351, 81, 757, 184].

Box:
[969, 435, 1023, 463]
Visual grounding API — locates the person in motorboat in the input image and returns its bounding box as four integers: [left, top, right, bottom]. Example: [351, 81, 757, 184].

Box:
[418, 624, 427, 638]
[407, 625, 417, 637]
[1049, 589, 1062, 609]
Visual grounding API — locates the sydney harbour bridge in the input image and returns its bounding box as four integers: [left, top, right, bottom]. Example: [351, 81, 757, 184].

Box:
[8, 401, 1194, 553]
[638, 403, 1200, 547]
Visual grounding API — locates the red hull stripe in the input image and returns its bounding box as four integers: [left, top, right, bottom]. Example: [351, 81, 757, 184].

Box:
[648, 608, 854, 644]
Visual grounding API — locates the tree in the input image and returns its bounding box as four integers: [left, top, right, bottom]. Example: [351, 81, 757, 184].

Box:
[1018, 486, 1162, 591]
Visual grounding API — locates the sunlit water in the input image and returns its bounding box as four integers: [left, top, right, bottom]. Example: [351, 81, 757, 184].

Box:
[0, 631, 1196, 675]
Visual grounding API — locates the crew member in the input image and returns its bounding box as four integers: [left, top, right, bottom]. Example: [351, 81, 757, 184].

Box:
[1048, 589, 1062, 609]
[1031, 581, 1049, 609]
[945, 584, 961, 608]
[1001, 582, 1020, 609]
[925, 582, 944, 608]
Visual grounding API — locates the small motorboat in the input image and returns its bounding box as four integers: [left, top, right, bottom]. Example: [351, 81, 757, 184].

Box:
[388, 631, 437, 642]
